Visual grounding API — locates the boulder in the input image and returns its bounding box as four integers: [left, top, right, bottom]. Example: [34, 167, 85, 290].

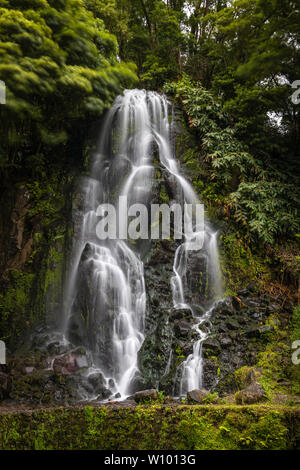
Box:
[187, 388, 209, 403]
[235, 382, 266, 404]
[133, 389, 158, 403]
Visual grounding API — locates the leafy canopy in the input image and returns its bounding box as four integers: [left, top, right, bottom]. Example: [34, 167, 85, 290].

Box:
[0, 0, 137, 171]
[165, 77, 300, 245]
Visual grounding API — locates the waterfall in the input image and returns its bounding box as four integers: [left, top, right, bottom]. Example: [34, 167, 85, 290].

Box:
[61, 89, 222, 400]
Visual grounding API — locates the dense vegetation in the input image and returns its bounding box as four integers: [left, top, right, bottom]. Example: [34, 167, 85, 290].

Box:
[0, 0, 299, 430]
[1, 0, 299, 245]
[0, 0, 137, 175]
[1, 404, 299, 450]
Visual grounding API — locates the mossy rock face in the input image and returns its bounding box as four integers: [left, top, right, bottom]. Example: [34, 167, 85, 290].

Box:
[0, 404, 299, 450]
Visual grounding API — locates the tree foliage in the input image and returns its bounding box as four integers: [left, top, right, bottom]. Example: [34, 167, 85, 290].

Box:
[0, 0, 137, 172]
[165, 78, 300, 244]
[0, 0, 299, 247]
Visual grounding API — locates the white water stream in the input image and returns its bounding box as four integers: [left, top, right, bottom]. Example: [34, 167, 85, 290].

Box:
[62, 89, 222, 399]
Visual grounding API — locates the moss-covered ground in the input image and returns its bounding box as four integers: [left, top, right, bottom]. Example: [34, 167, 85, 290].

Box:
[0, 403, 299, 450]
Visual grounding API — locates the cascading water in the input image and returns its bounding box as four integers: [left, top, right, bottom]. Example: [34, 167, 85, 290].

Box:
[61, 89, 222, 400]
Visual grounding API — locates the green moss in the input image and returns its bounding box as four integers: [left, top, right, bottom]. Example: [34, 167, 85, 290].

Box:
[0, 270, 35, 344]
[0, 405, 298, 450]
[219, 231, 271, 294]
[0, 175, 73, 348]
[234, 366, 254, 390]
[203, 392, 219, 404]
[291, 306, 300, 343]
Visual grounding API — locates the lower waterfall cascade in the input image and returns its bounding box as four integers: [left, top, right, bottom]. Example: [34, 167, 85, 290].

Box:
[59, 89, 223, 400]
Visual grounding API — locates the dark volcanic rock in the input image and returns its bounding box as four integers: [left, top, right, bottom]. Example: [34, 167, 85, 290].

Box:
[170, 307, 193, 321]
[219, 335, 233, 347]
[245, 324, 274, 338]
[202, 338, 221, 355]
[174, 320, 193, 338]
[87, 372, 110, 399]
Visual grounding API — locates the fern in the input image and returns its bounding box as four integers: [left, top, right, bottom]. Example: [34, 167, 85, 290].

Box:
[164, 78, 300, 244]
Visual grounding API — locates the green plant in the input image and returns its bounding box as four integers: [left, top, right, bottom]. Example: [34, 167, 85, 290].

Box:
[164, 77, 300, 245]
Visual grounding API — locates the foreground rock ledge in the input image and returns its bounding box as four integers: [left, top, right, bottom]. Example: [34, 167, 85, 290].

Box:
[0, 404, 299, 450]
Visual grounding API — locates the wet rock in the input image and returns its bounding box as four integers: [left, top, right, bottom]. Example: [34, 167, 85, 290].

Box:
[217, 298, 236, 315]
[138, 313, 173, 389]
[202, 338, 221, 355]
[134, 389, 158, 403]
[75, 355, 89, 369]
[170, 308, 193, 321]
[174, 320, 192, 338]
[187, 388, 209, 403]
[219, 336, 233, 347]
[108, 378, 115, 389]
[186, 251, 208, 302]
[53, 353, 77, 375]
[247, 282, 256, 292]
[87, 373, 111, 399]
[235, 382, 266, 404]
[192, 304, 207, 316]
[65, 375, 94, 398]
[88, 372, 105, 390]
[47, 340, 70, 356]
